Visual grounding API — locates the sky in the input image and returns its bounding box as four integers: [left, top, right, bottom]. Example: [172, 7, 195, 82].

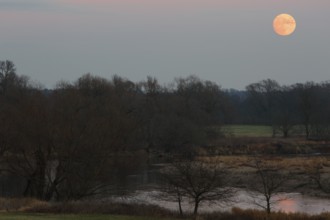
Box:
[0, 0, 329, 89]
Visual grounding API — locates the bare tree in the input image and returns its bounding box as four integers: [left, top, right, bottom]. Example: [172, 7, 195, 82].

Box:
[293, 82, 318, 139]
[246, 79, 281, 136]
[49, 75, 137, 200]
[160, 160, 233, 217]
[247, 157, 290, 214]
[272, 86, 298, 138]
[4, 88, 54, 199]
[308, 82, 330, 140]
[0, 60, 29, 95]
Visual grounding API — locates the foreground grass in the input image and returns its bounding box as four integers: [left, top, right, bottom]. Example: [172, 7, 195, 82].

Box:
[224, 125, 272, 137]
[3, 211, 330, 220]
[0, 213, 177, 220]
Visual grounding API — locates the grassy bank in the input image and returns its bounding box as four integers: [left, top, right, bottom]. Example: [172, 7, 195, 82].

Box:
[2, 210, 330, 220]
[0, 198, 178, 219]
[204, 208, 330, 220]
[1, 198, 330, 220]
[0, 213, 176, 220]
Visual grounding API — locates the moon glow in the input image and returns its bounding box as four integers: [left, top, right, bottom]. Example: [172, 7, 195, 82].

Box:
[273, 14, 296, 36]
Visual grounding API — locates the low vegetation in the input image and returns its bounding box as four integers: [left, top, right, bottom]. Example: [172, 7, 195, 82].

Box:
[203, 208, 330, 220]
[0, 199, 178, 219]
[2, 207, 330, 220]
[224, 125, 273, 137]
[0, 213, 177, 220]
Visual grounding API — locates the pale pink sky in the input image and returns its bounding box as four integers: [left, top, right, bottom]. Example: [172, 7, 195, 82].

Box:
[0, 0, 329, 89]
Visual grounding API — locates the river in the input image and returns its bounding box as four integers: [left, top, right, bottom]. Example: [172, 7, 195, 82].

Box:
[2, 158, 330, 215]
[117, 189, 330, 215]
[113, 161, 330, 215]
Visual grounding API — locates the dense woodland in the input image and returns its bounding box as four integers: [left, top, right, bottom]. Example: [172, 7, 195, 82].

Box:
[1, 60, 330, 201]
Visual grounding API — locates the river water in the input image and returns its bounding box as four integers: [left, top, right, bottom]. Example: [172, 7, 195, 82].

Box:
[119, 189, 330, 215]
[120, 161, 330, 214]
[114, 161, 330, 215]
[2, 157, 330, 215]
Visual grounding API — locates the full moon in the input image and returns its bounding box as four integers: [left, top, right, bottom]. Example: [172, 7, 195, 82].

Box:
[273, 14, 296, 36]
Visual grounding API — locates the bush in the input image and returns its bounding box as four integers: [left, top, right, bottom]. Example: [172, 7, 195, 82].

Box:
[0, 197, 47, 212]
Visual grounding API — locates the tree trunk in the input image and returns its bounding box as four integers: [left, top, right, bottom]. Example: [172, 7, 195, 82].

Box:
[177, 193, 183, 217]
[283, 130, 288, 138]
[44, 181, 59, 201]
[35, 149, 47, 199]
[271, 125, 276, 138]
[305, 123, 310, 139]
[266, 197, 271, 214]
[23, 179, 32, 197]
[193, 199, 199, 218]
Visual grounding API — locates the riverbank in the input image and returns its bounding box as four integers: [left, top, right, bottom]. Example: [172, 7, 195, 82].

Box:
[1, 212, 330, 220]
[0, 214, 177, 220]
[204, 154, 330, 198]
[2, 199, 330, 220]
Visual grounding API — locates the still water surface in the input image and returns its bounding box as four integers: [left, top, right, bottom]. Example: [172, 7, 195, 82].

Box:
[124, 189, 330, 215]
[119, 161, 330, 215]
[2, 158, 330, 215]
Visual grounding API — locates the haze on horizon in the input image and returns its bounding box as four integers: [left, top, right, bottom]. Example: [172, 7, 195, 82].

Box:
[0, 0, 329, 89]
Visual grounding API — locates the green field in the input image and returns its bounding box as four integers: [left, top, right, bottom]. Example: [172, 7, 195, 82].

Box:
[224, 125, 273, 137]
[0, 214, 176, 220]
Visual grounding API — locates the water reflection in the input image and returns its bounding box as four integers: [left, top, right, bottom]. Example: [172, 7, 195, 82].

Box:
[117, 162, 330, 215]
[277, 198, 298, 213]
[274, 193, 330, 214]
[2, 159, 330, 215]
[126, 190, 330, 215]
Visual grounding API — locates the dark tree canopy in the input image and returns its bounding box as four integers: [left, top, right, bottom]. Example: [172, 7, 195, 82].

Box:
[1, 59, 330, 202]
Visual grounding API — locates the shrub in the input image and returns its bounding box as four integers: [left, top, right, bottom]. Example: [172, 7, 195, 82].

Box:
[0, 197, 47, 212]
[25, 200, 176, 217]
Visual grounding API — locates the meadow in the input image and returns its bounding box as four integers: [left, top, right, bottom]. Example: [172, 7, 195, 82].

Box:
[224, 125, 273, 137]
[223, 124, 305, 138]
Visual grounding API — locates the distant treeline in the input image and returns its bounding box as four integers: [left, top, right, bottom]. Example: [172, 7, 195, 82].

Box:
[227, 79, 330, 139]
[0, 60, 330, 200]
